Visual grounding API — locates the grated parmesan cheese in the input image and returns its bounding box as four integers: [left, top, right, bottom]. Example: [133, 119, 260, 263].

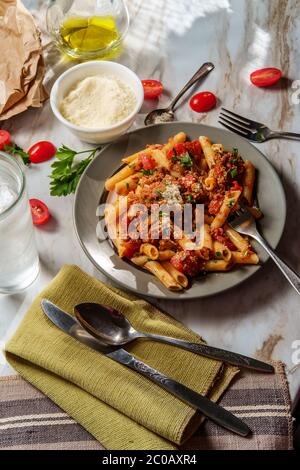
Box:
[162, 184, 183, 205]
[60, 75, 136, 128]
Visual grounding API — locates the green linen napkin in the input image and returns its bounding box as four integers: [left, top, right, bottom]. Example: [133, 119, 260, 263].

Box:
[5, 265, 239, 450]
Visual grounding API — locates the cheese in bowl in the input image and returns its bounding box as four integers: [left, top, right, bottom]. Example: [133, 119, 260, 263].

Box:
[60, 75, 137, 128]
[50, 61, 144, 143]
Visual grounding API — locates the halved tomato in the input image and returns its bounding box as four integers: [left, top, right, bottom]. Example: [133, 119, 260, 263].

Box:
[29, 199, 50, 225]
[141, 80, 163, 99]
[250, 68, 282, 87]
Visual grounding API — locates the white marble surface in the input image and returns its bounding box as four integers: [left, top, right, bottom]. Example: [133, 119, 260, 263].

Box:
[1, 0, 300, 409]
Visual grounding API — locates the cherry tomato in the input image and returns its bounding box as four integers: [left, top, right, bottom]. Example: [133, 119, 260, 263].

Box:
[123, 240, 141, 259]
[0, 130, 11, 150]
[28, 141, 56, 164]
[250, 68, 282, 87]
[138, 153, 157, 170]
[189, 92, 217, 113]
[29, 199, 50, 225]
[141, 80, 163, 99]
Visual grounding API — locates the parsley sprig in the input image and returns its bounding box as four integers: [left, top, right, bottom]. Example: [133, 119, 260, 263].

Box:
[4, 144, 30, 165]
[49, 145, 101, 196]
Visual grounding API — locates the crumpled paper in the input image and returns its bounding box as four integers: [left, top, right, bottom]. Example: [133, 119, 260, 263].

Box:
[0, 0, 48, 121]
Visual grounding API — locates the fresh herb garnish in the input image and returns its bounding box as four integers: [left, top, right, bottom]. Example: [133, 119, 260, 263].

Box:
[4, 144, 30, 165]
[227, 198, 235, 208]
[230, 168, 238, 178]
[233, 147, 238, 156]
[186, 194, 195, 203]
[156, 189, 162, 198]
[171, 155, 178, 163]
[215, 251, 222, 258]
[180, 152, 193, 168]
[49, 145, 101, 196]
[141, 169, 153, 176]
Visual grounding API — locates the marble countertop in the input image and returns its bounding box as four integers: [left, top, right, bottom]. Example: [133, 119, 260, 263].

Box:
[1, 0, 300, 410]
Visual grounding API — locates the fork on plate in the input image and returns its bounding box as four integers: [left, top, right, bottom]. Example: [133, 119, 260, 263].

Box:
[229, 203, 300, 295]
[219, 108, 300, 142]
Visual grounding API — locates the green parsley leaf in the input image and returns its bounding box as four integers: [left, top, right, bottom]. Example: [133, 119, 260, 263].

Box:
[49, 145, 101, 196]
[180, 152, 193, 168]
[171, 155, 178, 162]
[230, 168, 238, 178]
[227, 198, 235, 208]
[156, 189, 162, 198]
[141, 169, 153, 176]
[215, 251, 222, 258]
[233, 147, 238, 156]
[186, 194, 195, 203]
[4, 144, 30, 165]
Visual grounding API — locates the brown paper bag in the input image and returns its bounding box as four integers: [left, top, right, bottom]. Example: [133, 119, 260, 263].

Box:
[0, 0, 48, 120]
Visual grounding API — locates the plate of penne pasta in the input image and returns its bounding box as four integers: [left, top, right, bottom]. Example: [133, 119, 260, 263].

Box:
[74, 122, 286, 299]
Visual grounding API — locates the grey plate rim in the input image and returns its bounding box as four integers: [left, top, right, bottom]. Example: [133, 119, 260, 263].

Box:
[73, 121, 287, 300]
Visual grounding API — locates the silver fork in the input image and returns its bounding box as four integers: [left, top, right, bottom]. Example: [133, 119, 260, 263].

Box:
[229, 204, 300, 295]
[219, 108, 300, 143]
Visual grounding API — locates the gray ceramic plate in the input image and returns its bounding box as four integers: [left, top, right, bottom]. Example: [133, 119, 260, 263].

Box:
[74, 122, 286, 299]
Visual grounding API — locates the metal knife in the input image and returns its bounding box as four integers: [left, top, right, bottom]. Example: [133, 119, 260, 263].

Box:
[41, 299, 251, 437]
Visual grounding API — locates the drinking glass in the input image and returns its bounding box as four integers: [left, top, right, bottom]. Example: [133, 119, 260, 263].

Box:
[0, 152, 39, 293]
[46, 0, 130, 60]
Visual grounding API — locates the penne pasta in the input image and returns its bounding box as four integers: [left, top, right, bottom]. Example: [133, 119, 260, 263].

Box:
[213, 241, 232, 262]
[232, 251, 259, 265]
[161, 261, 189, 288]
[140, 243, 159, 260]
[131, 255, 148, 266]
[243, 160, 255, 205]
[224, 223, 249, 252]
[105, 164, 138, 191]
[199, 136, 216, 169]
[211, 190, 241, 229]
[158, 250, 176, 261]
[211, 143, 224, 154]
[115, 172, 143, 195]
[144, 261, 182, 290]
[205, 260, 232, 271]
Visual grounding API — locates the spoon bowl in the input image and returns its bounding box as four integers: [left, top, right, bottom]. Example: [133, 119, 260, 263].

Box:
[144, 109, 174, 126]
[74, 303, 139, 346]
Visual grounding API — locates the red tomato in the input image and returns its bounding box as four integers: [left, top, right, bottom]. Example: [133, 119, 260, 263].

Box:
[28, 141, 56, 164]
[185, 140, 202, 157]
[123, 240, 141, 259]
[190, 92, 217, 113]
[166, 149, 175, 160]
[141, 80, 163, 99]
[29, 199, 50, 225]
[0, 130, 11, 150]
[232, 180, 243, 192]
[170, 254, 184, 273]
[250, 68, 282, 87]
[138, 153, 157, 170]
[174, 143, 186, 155]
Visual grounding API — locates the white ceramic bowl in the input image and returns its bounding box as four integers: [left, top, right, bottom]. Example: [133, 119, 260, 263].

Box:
[50, 61, 144, 144]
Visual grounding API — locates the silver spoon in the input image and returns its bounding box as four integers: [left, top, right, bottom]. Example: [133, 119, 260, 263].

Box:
[144, 62, 215, 126]
[74, 303, 274, 373]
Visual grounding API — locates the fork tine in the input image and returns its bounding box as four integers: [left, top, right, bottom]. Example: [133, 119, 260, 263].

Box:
[218, 119, 253, 139]
[221, 107, 262, 128]
[219, 115, 254, 134]
[220, 112, 253, 131]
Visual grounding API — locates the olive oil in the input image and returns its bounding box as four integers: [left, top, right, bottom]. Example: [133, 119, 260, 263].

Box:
[60, 15, 120, 56]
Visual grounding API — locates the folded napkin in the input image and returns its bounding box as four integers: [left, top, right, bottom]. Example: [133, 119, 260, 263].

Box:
[5, 265, 238, 450]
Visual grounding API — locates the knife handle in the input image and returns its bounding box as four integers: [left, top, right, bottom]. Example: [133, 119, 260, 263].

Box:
[142, 334, 274, 373]
[108, 349, 250, 437]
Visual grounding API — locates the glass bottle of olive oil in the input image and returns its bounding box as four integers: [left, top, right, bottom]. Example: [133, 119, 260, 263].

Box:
[46, 0, 129, 60]
[60, 15, 120, 54]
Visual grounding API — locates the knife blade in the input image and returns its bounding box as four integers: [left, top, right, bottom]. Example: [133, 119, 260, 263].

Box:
[41, 299, 251, 437]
